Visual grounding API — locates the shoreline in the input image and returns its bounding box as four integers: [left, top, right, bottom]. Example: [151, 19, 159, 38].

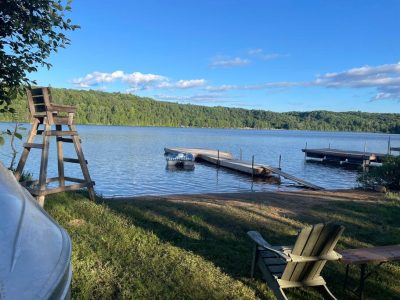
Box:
[1, 120, 398, 135]
[102, 189, 385, 204]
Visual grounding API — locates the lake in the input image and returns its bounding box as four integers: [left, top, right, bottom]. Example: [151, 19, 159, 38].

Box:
[1, 123, 398, 197]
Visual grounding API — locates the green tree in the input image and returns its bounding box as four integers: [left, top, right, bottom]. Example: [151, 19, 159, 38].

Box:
[0, 0, 79, 112]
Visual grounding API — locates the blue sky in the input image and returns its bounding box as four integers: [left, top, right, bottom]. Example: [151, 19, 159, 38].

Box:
[32, 0, 400, 112]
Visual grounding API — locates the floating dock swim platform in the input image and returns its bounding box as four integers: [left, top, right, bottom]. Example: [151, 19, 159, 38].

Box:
[165, 147, 233, 159]
[164, 147, 323, 190]
[302, 148, 388, 166]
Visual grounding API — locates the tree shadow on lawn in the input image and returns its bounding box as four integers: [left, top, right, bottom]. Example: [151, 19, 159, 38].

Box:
[103, 192, 400, 300]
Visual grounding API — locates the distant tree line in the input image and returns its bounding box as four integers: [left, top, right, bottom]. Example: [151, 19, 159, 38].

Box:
[1, 88, 399, 133]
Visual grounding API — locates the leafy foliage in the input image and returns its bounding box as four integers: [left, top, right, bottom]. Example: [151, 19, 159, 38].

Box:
[0, 0, 79, 112]
[2, 87, 400, 133]
[358, 155, 400, 190]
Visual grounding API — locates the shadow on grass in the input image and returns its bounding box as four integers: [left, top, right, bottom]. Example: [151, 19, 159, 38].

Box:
[101, 192, 400, 299]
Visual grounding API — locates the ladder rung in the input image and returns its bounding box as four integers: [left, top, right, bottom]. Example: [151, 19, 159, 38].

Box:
[64, 176, 85, 183]
[27, 181, 94, 196]
[56, 137, 81, 143]
[63, 157, 88, 164]
[57, 137, 73, 143]
[46, 130, 78, 136]
[23, 143, 44, 149]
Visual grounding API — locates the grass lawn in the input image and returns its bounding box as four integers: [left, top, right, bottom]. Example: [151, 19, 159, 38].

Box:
[45, 190, 400, 299]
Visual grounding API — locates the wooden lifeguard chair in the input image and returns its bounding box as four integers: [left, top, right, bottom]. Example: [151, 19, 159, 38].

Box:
[15, 87, 95, 206]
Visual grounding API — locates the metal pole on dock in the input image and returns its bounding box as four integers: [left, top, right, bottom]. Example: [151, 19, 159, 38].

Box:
[240, 148, 242, 160]
[304, 142, 307, 159]
[278, 154, 282, 170]
[363, 142, 367, 170]
[217, 150, 220, 168]
[251, 155, 255, 180]
[388, 136, 391, 155]
[328, 142, 331, 149]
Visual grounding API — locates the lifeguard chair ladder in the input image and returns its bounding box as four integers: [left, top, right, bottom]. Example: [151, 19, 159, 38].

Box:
[15, 87, 95, 206]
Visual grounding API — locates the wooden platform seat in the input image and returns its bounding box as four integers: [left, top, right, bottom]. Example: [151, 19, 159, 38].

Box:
[14, 87, 95, 206]
[247, 223, 344, 300]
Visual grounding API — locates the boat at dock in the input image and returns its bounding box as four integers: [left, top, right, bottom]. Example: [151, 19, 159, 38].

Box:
[166, 152, 195, 168]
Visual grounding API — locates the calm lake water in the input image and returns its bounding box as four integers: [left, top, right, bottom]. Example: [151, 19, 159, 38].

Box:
[1, 123, 399, 197]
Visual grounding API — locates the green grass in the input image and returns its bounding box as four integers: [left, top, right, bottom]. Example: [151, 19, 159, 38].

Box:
[45, 191, 400, 299]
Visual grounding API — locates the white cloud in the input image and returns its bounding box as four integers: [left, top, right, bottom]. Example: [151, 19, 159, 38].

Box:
[122, 72, 166, 90]
[71, 70, 125, 88]
[71, 71, 204, 92]
[207, 62, 400, 101]
[71, 70, 165, 90]
[209, 57, 250, 68]
[248, 48, 263, 55]
[175, 79, 206, 88]
[207, 81, 299, 92]
[248, 48, 287, 60]
[153, 93, 231, 103]
[157, 79, 206, 89]
[312, 62, 400, 100]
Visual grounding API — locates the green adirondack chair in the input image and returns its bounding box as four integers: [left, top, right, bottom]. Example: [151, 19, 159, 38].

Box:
[247, 223, 344, 300]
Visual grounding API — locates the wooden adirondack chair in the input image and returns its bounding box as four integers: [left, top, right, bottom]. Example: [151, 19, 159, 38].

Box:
[247, 223, 344, 300]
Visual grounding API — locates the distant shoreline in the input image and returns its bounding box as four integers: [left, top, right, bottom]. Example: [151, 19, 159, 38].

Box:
[1, 121, 398, 135]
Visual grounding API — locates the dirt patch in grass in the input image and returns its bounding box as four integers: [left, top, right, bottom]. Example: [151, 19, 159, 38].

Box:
[68, 218, 86, 226]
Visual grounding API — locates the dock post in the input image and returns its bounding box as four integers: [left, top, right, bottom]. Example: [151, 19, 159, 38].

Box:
[217, 150, 220, 168]
[328, 142, 331, 149]
[304, 142, 307, 159]
[388, 136, 391, 155]
[278, 154, 282, 170]
[240, 148, 242, 160]
[251, 155, 255, 180]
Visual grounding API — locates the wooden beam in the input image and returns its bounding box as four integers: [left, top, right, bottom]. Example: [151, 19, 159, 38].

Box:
[15, 119, 40, 181]
[27, 181, 94, 196]
[45, 130, 78, 136]
[23, 143, 44, 149]
[56, 124, 65, 187]
[63, 157, 87, 164]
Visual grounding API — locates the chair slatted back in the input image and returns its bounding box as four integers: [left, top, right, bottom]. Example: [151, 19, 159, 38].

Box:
[281, 223, 344, 282]
[27, 87, 52, 117]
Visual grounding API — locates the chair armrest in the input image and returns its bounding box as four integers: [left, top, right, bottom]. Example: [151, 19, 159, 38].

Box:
[247, 231, 291, 262]
[288, 251, 342, 263]
[49, 104, 77, 113]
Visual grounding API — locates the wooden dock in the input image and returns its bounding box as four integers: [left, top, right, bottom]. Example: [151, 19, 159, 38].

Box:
[391, 147, 400, 153]
[164, 147, 233, 159]
[165, 147, 323, 190]
[302, 148, 388, 166]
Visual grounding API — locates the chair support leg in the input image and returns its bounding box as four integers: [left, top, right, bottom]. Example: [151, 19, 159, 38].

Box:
[37, 122, 51, 207]
[315, 285, 337, 300]
[56, 125, 65, 186]
[69, 124, 96, 201]
[276, 288, 289, 300]
[15, 119, 39, 180]
[250, 244, 257, 278]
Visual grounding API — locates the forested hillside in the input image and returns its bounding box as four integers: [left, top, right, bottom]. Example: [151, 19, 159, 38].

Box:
[1, 88, 399, 133]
